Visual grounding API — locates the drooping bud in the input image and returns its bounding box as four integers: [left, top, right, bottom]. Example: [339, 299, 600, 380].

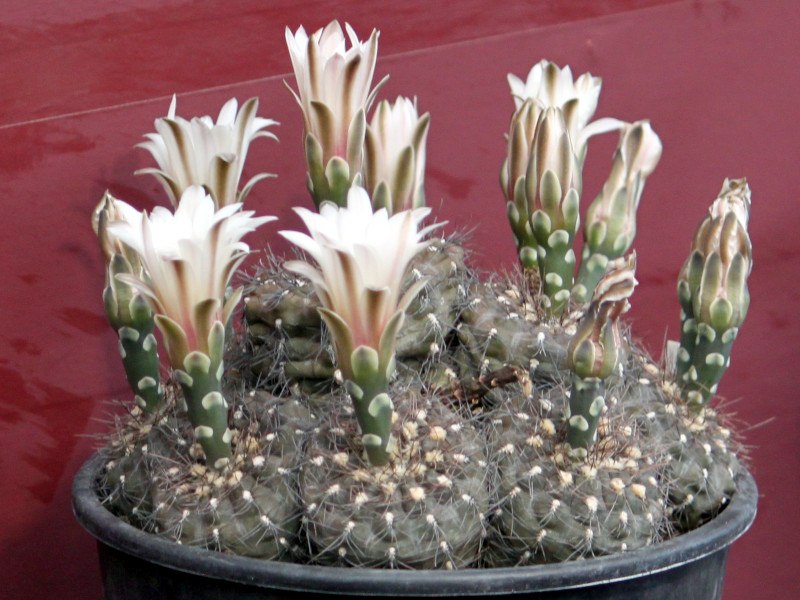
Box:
[568, 253, 637, 379]
[574, 121, 662, 303]
[677, 179, 752, 409]
[566, 254, 637, 451]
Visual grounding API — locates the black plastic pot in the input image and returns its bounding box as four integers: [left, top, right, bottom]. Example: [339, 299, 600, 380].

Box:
[73, 451, 757, 600]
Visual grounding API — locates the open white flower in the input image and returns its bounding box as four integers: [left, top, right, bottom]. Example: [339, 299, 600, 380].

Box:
[508, 59, 621, 161]
[286, 21, 385, 207]
[286, 21, 381, 163]
[281, 186, 441, 465]
[137, 95, 278, 208]
[280, 186, 440, 378]
[364, 96, 430, 215]
[107, 185, 276, 366]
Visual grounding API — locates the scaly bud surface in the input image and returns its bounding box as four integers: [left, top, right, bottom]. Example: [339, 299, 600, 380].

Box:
[567, 254, 637, 450]
[574, 121, 662, 303]
[677, 179, 752, 409]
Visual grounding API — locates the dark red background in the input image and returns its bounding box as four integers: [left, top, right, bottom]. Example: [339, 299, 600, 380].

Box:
[2, 1, 797, 597]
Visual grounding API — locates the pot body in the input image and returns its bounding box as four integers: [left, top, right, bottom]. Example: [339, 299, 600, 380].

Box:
[73, 452, 757, 600]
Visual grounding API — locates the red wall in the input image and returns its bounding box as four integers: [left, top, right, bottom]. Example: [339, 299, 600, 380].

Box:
[1, 1, 797, 597]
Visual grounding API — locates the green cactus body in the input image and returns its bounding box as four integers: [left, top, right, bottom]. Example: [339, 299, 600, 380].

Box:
[102, 389, 308, 560]
[104, 235, 745, 569]
[301, 391, 489, 568]
[456, 279, 576, 396]
[243, 269, 334, 394]
[486, 373, 666, 565]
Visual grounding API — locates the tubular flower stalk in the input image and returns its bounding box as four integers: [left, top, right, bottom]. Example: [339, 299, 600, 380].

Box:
[137, 96, 278, 209]
[676, 178, 752, 409]
[566, 254, 637, 451]
[281, 186, 442, 465]
[525, 107, 583, 314]
[574, 121, 662, 303]
[363, 96, 430, 215]
[107, 186, 276, 467]
[93, 192, 163, 413]
[285, 21, 385, 208]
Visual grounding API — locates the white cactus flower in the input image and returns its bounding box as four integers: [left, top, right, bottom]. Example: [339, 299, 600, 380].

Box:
[285, 20, 382, 167]
[107, 185, 275, 366]
[137, 95, 278, 208]
[280, 186, 440, 378]
[508, 59, 622, 160]
[364, 96, 430, 214]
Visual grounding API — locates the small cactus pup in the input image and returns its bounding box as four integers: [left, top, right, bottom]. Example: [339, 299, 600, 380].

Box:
[676, 178, 752, 410]
[566, 253, 637, 453]
[280, 186, 442, 466]
[136, 94, 278, 208]
[500, 60, 623, 314]
[92, 191, 164, 414]
[106, 186, 276, 469]
[285, 21, 386, 208]
[573, 121, 662, 304]
[363, 96, 430, 215]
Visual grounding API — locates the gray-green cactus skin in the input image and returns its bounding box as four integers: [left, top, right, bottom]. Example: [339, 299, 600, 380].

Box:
[103, 232, 745, 568]
[241, 238, 468, 394]
[456, 278, 574, 388]
[485, 357, 662, 565]
[102, 388, 309, 559]
[301, 390, 489, 568]
[485, 345, 740, 565]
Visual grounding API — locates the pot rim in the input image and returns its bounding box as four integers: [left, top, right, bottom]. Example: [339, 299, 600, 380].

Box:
[72, 451, 757, 597]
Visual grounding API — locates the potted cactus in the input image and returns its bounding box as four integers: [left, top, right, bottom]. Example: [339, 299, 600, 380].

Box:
[73, 20, 756, 600]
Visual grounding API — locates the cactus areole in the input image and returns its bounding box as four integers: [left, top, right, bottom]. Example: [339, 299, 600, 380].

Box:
[77, 18, 756, 600]
[74, 451, 757, 598]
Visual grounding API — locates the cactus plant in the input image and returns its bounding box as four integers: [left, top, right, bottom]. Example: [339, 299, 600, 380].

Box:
[89, 20, 754, 580]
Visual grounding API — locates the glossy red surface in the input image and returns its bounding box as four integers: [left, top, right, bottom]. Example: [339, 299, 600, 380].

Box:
[2, 1, 797, 597]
